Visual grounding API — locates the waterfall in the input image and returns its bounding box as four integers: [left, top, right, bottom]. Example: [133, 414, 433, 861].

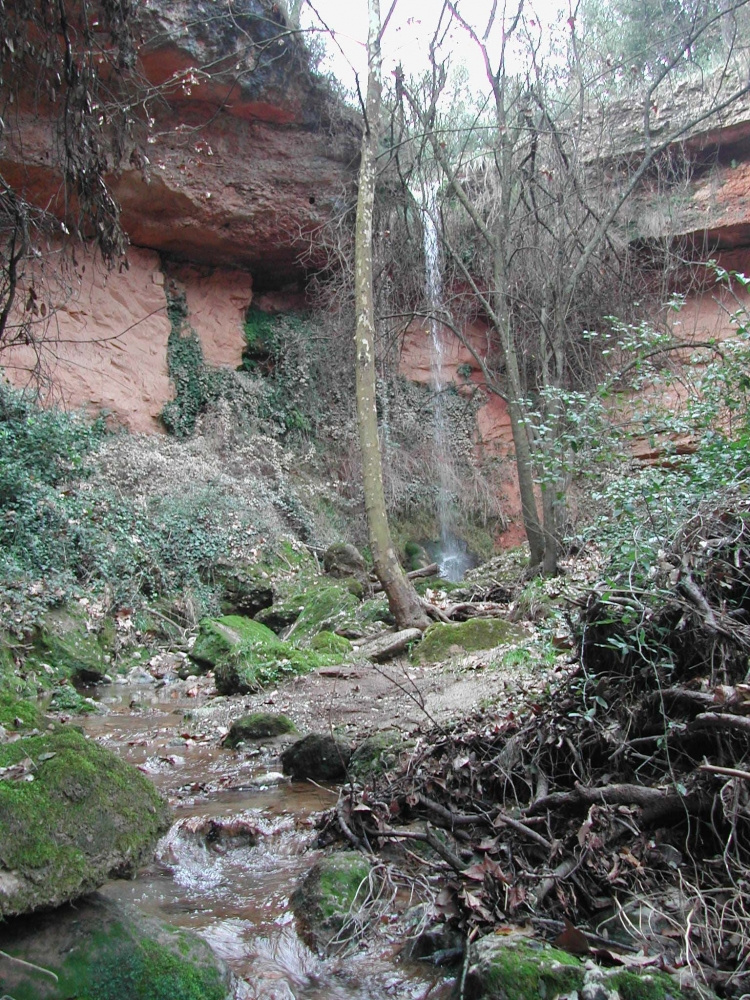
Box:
[419, 181, 471, 582]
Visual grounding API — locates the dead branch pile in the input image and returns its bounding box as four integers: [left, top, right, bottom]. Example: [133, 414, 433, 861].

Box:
[324, 500, 750, 997]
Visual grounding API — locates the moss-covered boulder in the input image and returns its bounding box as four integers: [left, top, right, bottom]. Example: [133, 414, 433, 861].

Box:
[257, 582, 360, 641]
[191, 614, 344, 694]
[190, 615, 277, 669]
[0, 693, 43, 731]
[462, 936, 693, 1000]
[463, 937, 584, 1000]
[0, 727, 171, 917]
[224, 712, 296, 746]
[411, 618, 525, 665]
[0, 893, 232, 1000]
[47, 682, 97, 715]
[33, 607, 113, 683]
[281, 734, 352, 781]
[291, 851, 372, 954]
[212, 558, 274, 617]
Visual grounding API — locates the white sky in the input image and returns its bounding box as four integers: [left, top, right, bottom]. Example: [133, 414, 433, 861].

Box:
[301, 0, 570, 95]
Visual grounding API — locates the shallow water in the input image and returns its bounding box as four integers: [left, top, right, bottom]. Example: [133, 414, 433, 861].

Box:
[82, 680, 454, 999]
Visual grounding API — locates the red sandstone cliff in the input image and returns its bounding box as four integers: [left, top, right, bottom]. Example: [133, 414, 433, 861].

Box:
[1, 0, 357, 430]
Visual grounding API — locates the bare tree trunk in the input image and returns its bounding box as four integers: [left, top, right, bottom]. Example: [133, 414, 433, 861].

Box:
[354, 0, 430, 631]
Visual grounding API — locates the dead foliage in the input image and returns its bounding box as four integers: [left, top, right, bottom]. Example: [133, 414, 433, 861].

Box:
[321, 499, 750, 997]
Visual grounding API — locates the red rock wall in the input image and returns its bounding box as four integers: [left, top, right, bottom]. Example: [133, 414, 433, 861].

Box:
[2, 247, 253, 433]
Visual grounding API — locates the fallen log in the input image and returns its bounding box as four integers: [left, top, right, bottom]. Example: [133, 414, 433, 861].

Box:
[355, 628, 423, 662]
[371, 564, 439, 592]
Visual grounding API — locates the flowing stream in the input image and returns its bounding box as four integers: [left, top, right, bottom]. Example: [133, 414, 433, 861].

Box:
[82, 678, 454, 1000]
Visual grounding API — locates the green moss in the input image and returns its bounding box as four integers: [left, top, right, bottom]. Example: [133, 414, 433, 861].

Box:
[609, 970, 676, 1000]
[0, 896, 230, 1000]
[0, 727, 171, 916]
[291, 851, 372, 952]
[310, 631, 352, 655]
[190, 615, 281, 669]
[0, 693, 42, 729]
[84, 937, 227, 1000]
[316, 855, 371, 920]
[224, 712, 297, 746]
[468, 939, 583, 1000]
[48, 683, 97, 714]
[287, 584, 361, 641]
[33, 607, 112, 683]
[412, 618, 525, 664]
[213, 642, 335, 694]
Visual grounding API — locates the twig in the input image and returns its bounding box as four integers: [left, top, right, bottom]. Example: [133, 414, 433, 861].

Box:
[0, 951, 59, 981]
[699, 763, 750, 781]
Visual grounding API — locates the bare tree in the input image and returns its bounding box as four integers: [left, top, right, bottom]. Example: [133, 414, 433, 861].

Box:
[354, 0, 431, 629]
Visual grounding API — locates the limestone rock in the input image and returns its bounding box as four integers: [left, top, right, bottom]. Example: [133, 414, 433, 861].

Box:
[280, 734, 351, 781]
[291, 851, 372, 954]
[0, 893, 232, 1000]
[0, 727, 171, 917]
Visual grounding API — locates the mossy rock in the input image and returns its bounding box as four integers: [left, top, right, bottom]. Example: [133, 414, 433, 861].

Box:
[33, 608, 113, 683]
[48, 682, 97, 715]
[310, 630, 352, 655]
[224, 712, 296, 746]
[349, 731, 407, 779]
[322, 542, 367, 580]
[0, 693, 43, 730]
[281, 734, 352, 781]
[190, 615, 280, 669]
[463, 937, 584, 1000]
[258, 582, 360, 641]
[0, 893, 232, 1000]
[290, 851, 372, 954]
[211, 558, 275, 617]
[404, 540, 431, 571]
[213, 642, 337, 695]
[0, 726, 171, 917]
[411, 618, 525, 665]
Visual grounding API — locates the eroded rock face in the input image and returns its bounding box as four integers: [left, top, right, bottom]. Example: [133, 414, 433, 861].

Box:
[1, 0, 357, 283]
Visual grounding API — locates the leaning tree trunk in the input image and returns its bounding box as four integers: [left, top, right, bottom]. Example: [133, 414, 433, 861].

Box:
[354, 0, 430, 631]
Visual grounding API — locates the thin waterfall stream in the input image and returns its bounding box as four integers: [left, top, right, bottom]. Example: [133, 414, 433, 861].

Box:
[419, 182, 473, 582]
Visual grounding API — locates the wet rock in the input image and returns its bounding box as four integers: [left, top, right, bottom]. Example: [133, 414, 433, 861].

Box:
[224, 712, 297, 746]
[291, 851, 373, 954]
[411, 618, 525, 664]
[0, 892, 233, 999]
[0, 727, 171, 917]
[281, 734, 352, 781]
